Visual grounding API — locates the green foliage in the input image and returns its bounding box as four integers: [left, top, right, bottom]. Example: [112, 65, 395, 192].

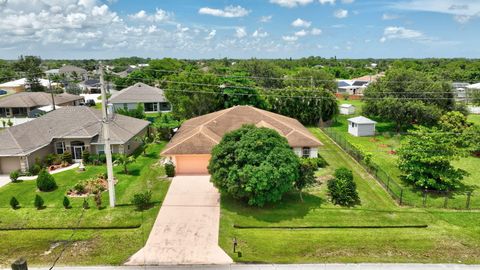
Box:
[165, 162, 175, 177]
[62, 151, 73, 164]
[327, 167, 360, 206]
[82, 150, 90, 163]
[115, 104, 146, 119]
[471, 89, 480, 106]
[9, 170, 19, 182]
[438, 111, 471, 134]
[364, 68, 455, 132]
[10, 197, 19, 209]
[14, 55, 45, 92]
[267, 87, 339, 125]
[398, 126, 468, 191]
[36, 169, 57, 192]
[462, 125, 480, 154]
[284, 68, 337, 92]
[94, 192, 102, 209]
[153, 113, 181, 140]
[34, 195, 45, 209]
[63, 196, 71, 209]
[223, 86, 269, 109]
[82, 198, 90, 209]
[131, 190, 153, 211]
[29, 164, 42, 176]
[44, 154, 60, 166]
[113, 154, 135, 174]
[236, 59, 285, 89]
[295, 158, 318, 202]
[209, 125, 300, 206]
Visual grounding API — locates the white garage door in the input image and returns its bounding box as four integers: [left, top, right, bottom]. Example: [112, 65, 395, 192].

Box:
[175, 155, 211, 175]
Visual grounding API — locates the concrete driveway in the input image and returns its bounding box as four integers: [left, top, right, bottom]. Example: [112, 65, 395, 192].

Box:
[126, 175, 232, 265]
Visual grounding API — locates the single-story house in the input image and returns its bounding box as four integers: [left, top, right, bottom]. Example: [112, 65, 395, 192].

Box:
[161, 105, 323, 175]
[339, 104, 356, 115]
[79, 79, 101, 94]
[59, 65, 88, 80]
[0, 92, 84, 118]
[348, 116, 376, 137]
[0, 78, 60, 93]
[0, 106, 150, 174]
[110, 83, 171, 113]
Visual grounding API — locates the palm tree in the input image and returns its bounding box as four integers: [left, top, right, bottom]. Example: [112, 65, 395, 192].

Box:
[114, 154, 135, 174]
[135, 134, 153, 156]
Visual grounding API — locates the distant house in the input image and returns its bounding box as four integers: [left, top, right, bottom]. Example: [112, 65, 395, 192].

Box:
[339, 104, 356, 115]
[452, 82, 470, 101]
[79, 79, 101, 93]
[0, 92, 84, 118]
[59, 65, 88, 81]
[337, 73, 384, 96]
[45, 69, 59, 76]
[0, 106, 150, 174]
[110, 83, 171, 113]
[0, 78, 60, 93]
[348, 116, 376, 137]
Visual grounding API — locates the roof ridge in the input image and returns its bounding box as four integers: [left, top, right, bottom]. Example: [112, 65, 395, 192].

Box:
[161, 126, 203, 154]
[199, 126, 220, 144]
[6, 128, 23, 153]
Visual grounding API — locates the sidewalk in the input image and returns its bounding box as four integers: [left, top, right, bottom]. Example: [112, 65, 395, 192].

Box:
[2, 264, 479, 270]
[0, 163, 79, 189]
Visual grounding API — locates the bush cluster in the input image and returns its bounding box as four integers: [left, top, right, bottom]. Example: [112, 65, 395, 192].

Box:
[36, 169, 58, 192]
[131, 190, 153, 210]
[165, 162, 175, 177]
[327, 167, 360, 207]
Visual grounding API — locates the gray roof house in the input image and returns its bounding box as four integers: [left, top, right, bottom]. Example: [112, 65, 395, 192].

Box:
[0, 92, 84, 118]
[348, 116, 377, 137]
[0, 106, 150, 174]
[110, 83, 171, 113]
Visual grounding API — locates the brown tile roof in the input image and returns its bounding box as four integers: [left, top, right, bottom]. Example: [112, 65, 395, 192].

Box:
[162, 106, 322, 155]
[109, 82, 167, 103]
[0, 92, 84, 108]
[0, 106, 149, 156]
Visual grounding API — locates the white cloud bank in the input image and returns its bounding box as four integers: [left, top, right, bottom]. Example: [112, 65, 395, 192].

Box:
[198, 5, 250, 18]
[392, 0, 480, 23]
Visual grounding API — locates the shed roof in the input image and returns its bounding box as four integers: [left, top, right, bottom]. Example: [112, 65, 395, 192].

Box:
[348, 116, 377, 124]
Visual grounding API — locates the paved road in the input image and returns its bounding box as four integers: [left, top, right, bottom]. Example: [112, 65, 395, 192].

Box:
[125, 175, 232, 265]
[4, 264, 479, 270]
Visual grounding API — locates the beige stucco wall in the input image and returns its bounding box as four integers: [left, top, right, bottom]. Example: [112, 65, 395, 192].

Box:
[27, 144, 54, 168]
[0, 157, 22, 174]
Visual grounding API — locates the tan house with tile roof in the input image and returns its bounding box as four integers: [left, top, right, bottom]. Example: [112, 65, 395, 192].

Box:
[0, 106, 149, 174]
[162, 105, 322, 175]
[110, 83, 171, 113]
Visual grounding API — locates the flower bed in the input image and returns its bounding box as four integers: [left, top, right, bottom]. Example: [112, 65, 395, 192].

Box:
[67, 173, 116, 197]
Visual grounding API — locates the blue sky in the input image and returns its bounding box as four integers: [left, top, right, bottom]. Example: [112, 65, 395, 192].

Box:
[0, 0, 479, 59]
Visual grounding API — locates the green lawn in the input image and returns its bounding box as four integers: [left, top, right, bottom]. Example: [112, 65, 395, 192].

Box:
[0, 143, 170, 267]
[219, 128, 480, 264]
[468, 114, 480, 126]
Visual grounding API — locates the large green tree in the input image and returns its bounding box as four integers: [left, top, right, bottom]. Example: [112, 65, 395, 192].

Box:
[208, 125, 299, 206]
[285, 68, 337, 93]
[14, 56, 44, 92]
[364, 69, 455, 132]
[398, 126, 467, 191]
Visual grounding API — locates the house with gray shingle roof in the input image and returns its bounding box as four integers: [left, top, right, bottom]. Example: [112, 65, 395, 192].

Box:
[110, 83, 171, 113]
[0, 106, 150, 174]
[161, 105, 323, 175]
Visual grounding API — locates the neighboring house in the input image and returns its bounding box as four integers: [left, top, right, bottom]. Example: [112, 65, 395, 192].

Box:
[452, 82, 470, 101]
[0, 78, 60, 93]
[79, 79, 101, 93]
[337, 73, 384, 96]
[348, 116, 376, 137]
[59, 65, 88, 81]
[0, 92, 84, 118]
[162, 105, 323, 175]
[0, 106, 150, 174]
[339, 104, 356, 115]
[45, 69, 59, 76]
[110, 83, 171, 113]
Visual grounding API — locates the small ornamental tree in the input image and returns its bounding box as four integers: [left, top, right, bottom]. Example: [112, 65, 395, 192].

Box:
[62, 151, 73, 164]
[208, 125, 300, 207]
[63, 196, 71, 209]
[9, 170, 19, 182]
[295, 158, 318, 202]
[34, 195, 45, 209]
[165, 162, 175, 177]
[398, 126, 468, 191]
[113, 154, 135, 174]
[10, 196, 19, 209]
[131, 190, 153, 211]
[327, 167, 360, 207]
[36, 169, 57, 192]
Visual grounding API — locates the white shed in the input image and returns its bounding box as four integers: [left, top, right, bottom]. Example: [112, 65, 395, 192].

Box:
[348, 116, 376, 137]
[339, 104, 356, 115]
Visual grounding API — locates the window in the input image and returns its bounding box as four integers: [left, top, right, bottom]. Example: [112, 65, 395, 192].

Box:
[123, 103, 128, 110]
[351, 122, 355, 128]
[55, 142, 65, 155]
[159, 102, 171, 112]
[302, 147, 311, 158]
[144, 102, 158, 112]
[97, 144, 105, 154]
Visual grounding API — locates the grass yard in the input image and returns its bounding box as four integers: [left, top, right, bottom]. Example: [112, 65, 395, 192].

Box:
[219, 127, 480, 264]
[0, 143, 170, 267]
[468, 114, 480, 126]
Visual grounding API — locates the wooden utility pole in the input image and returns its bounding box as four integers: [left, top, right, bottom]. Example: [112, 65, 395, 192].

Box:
[48, 75, 56, 111]
[100, 62, 116, 208]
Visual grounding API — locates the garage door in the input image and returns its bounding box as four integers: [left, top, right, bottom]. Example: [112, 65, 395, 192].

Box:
[0, 157, 21, 174]
[175, 155, 211, 175]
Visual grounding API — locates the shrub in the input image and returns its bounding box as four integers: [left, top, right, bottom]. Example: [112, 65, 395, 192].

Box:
[87, 154, 106, 165]
[62, 151, 73, 164]
[34, 195, 45, 209]
[73, 182, 86, 193]
[36, 169, 57, 192]
[82, 150, 90, 163]
[44, 154, 59, 166]
[131, 190, 153, 210]
[10, 197, 19, 209]
[63, 196, 71, 209]
[82, 199, 90, 209]
[327, 167, 359, 207]
[9, 170, 20, 182]
[29, 164, 42, 176]
[94, 192, 102, 209]
[165, 162, 175, 177]
[342, 93, 350, 100]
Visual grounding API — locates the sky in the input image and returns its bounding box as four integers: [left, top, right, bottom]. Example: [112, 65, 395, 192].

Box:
[1, 0, 480, 59]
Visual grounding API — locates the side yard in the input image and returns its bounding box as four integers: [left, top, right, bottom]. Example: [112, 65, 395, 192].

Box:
[0, 143, 170, 267]
[218, 127, 480, 264]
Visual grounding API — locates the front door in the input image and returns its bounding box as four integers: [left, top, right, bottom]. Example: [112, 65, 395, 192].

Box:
[73, 146, 83, 161]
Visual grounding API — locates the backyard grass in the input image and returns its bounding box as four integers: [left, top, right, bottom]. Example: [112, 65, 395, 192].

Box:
[219, 127, 480, 264]
[0, 143, 170, 267]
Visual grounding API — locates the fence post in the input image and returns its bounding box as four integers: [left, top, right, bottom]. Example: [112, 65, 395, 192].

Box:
[422, 190, 427, 207]
[399, 189, 403, 206]
[466, 192, 472, 209]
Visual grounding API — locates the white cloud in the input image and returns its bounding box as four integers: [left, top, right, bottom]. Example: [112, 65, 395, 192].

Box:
[380, 26, 425, 42]
[205, 29, 217, 40]
[282, 35, 298, 42]
[270, 0, 314, 8]
[294, 30, 308, 37]
[382, 13, 400, 20]
[252, 29, 269, 38]
[334, 9, 348, 18]
[311, 28, 322, 35]
[235, 27, 247, 38]
[128, 9, 173, 22]
[319, 0, 336, 4]
[292, 18, 312, 28]
[260, 15, 273, 22]
[198, 5, 250, 18]
[392, 0, 480, 24]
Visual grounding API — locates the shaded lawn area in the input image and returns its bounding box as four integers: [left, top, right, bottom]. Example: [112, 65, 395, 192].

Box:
[468, 114, 480, 126]
[219, 128, 480, 264]
[0, 143, 170, 267]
